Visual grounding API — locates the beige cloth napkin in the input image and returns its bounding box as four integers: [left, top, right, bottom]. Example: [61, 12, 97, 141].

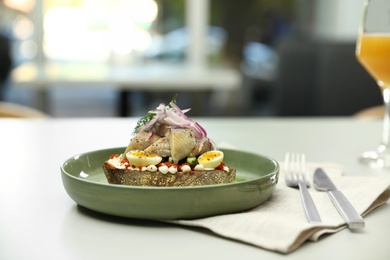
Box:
[170, 163, 390, 254]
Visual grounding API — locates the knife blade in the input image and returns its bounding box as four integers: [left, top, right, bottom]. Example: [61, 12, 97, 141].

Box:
[313, 168, 365, 229]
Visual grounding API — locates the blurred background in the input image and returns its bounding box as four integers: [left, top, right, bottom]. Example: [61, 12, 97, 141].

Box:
[0, 0, 383, 117]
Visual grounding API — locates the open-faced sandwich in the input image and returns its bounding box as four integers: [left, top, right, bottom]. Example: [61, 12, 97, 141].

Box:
[102, 96, 236, 187]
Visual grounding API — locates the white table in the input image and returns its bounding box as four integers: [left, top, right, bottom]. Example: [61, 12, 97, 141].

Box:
[10, 62, 241, 116]
[1, 117, 389, 259]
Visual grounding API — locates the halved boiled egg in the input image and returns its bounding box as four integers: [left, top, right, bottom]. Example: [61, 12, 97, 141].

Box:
[198, 150, 224, 168]
[126, 150, 162, 167]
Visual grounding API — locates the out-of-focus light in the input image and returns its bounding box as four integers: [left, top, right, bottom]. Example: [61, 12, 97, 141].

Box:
[133, 30, 152, 51]
[119, 0, 158, 25]
[41, 0, 158, 61]
[19, 40, 37, 59]
[12, 15, 34, 40]
[4, 0, 35, 13]
[44, 7, 88, 36]
[43, 6, 109, 61]
[109, 20, 152, 54]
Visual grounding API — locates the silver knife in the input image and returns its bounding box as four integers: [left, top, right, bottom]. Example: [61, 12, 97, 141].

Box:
[313, 168, 365, 229]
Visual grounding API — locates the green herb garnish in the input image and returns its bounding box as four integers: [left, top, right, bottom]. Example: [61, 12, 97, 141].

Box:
[167, 94, 178, 108]
[132, 112, 156, 135]
[132, 94, 178, 135]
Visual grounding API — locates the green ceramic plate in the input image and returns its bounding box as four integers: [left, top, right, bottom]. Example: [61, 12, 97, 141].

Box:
[61, 147, 279, 220]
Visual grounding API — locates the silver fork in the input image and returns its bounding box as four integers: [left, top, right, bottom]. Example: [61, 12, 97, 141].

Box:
[285, 153, 322, 223]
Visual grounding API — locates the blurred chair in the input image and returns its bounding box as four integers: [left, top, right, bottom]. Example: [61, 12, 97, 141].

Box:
[0, 102, 48, 118]
[274, 39, 321, 116]
[316, 42, 382, 116]
[273, 40, 383, 116]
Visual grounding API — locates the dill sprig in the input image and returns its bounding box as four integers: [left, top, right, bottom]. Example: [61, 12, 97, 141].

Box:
[168, 94, 178, 107]
[132, 112, 155, 135]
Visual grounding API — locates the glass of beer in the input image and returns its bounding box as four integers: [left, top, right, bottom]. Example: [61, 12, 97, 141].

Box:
[356, 0, 390, 167]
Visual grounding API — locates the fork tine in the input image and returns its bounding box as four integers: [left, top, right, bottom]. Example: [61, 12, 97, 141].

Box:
[291, 153, 299, 183]
[299, 154, 310, 187]
[290, 153, 297, 182]
[285, 153, 310, 186]
[284, 152, 294, 182]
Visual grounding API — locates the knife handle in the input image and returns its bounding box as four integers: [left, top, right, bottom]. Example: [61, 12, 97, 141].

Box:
[328, 190, 365, 229]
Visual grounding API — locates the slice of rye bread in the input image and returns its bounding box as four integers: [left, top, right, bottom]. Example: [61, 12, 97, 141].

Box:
[102, 162, 236, 187]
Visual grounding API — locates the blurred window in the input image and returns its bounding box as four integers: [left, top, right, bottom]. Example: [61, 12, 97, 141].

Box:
[43, 0, 159, 62]
[1, 0, 295, 67]
[1, 0, 161, 64]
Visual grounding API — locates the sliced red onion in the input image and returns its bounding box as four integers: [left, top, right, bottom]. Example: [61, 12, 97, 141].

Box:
[147, 132, 155, 141]
[138, 115, 159, 132]
[136, 100, 209, 140]
[193, 122, 207, 137]
[197, 137, 207, 152]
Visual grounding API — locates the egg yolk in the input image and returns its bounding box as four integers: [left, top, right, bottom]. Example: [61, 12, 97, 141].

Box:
[198, 151, 224, 168]
[126, 150, 162, 167]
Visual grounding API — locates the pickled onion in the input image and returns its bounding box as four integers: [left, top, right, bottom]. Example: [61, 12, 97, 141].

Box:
[136, 101, 207, 139]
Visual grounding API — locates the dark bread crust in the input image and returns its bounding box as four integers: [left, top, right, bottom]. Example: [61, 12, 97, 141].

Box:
[102, 162, 236, 187]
